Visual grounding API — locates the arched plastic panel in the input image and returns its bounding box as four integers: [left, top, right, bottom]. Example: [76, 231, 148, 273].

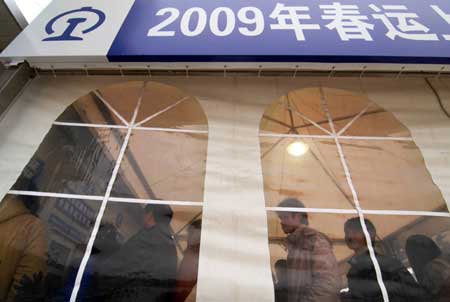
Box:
[260, 87, 450, 302]
[13, 80, 209, 199]
[1, 81, 207, 302]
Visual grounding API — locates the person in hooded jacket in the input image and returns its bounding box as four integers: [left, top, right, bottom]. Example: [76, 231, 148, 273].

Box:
[406, 234, 450, 302]
[342, 217, 422, 302]
[0, 194, 47, 302]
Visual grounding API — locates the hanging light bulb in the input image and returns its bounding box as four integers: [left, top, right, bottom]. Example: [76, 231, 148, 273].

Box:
[287, 141, 309, 157]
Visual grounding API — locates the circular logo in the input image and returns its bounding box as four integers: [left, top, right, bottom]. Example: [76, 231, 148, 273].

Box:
[43, 7, 106, 42]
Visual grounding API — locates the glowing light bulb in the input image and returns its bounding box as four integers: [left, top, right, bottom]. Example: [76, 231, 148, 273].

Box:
[287, 141, 309, 157]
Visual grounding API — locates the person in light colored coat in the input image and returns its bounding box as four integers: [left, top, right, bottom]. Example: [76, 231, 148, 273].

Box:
[277, 198, 340, 302]
[0, 195, 47, 302]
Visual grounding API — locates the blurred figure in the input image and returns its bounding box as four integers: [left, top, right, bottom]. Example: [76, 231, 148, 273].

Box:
[277, 198, 340, 302]
[406, 234, 450, 302]
[98, 204, 177, 302]
[174, 219, 202, 302]
[65, 223, 121, 302]
[91, 223, 121, 264]
[0, 194, 47, 301]
[343, 217, 421, 302]
[274, 259, 288, 302]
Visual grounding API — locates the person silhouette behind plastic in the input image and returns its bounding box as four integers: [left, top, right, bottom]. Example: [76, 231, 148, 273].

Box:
[406, 234, 450, 302]
[277, 198, 340, 302]
[98, 204, 177, 302]
[342, 217, 421, 302]
[173, 219, 202, 302]
[68, 223, 121, 302]
[274, 259, 288, 302]
[0, 181, 47, 301]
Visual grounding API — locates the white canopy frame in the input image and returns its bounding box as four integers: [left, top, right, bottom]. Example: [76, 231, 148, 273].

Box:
[0, 76, 449, 302]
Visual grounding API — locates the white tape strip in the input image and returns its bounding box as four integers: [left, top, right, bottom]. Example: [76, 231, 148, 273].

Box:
[8, 190, 104, 200]
[7, 190, 204, 207]
[93, 90, 130, 126]
[362, 209, 450, 217]
[52, 121, 208, 134]
[287, 105, 333, 135]
[259, 132, 334, 139]
[266, 207, 358, 214]
[338, 136, 413, 141]
[319, 85, 390, 302]
[337, 103, 373, 136]
[134, 96, 189, 127]
[259, 132, 413, 141]
[9, 190, 446, 217]
[266, 206, 450, 217]
[70, 83, 145, 302]
[109, 196, 203, 207]
[134, 126, 208, 134]
[53, 121, 128, 129]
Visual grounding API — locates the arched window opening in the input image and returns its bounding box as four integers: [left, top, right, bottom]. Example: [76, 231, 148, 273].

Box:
[260, 87, 450, 302]
[1, 81, 207, 302]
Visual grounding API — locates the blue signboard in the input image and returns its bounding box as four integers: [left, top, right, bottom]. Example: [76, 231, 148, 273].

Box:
[108, 0, 450, 63]
[2, 0, 450, 66]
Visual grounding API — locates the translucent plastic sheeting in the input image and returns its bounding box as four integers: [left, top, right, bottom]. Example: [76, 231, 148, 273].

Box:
[267, 211, 392, 302]
[11, 126, 125, 196]
[78, 202, 202, 302]
[1, 76, 450, 302]
[56, 91, 129, 126]
[56, 80, 209, 131]
[260, 87, 412, 138]
[0, 194, 101, 302]
[137, 82, 208, 131]
[96, 81, 143, 124]
[1, 79, 208, 302]
[111, 131, 208, 202]
[260, 137, 354, 209]
[140, 98, 208, 131]
[342, 140, 449, 212]
[260, 91, 331, 136]
[362, 214, 450, 302]
[332, 108, 411, 138]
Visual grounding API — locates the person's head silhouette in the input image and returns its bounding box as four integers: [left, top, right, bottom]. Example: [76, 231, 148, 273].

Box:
[406, 234, 441, 283]
[143, 204, 173, 228]
[344, 217, 376, 253]
[277, 198, 309, 234]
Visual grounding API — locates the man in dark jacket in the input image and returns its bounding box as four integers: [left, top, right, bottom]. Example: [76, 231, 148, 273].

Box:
[277, 198, 340, 302]
[98, 204, 177, 302]
[342, 217, 422, 302]
[274, 259, 288, 302]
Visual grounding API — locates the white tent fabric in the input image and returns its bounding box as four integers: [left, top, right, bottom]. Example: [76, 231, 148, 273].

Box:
[0, 76, 449, 302]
